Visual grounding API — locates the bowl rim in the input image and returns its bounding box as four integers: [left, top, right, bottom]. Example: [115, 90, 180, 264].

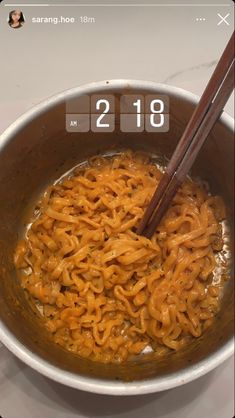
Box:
[0, 79, 234, 395]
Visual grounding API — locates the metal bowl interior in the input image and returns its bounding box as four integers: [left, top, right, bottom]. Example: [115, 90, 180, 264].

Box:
[0, 80, 234, 395]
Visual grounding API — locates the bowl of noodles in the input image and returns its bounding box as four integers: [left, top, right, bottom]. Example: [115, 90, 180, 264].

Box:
[0, 80, 234, 395]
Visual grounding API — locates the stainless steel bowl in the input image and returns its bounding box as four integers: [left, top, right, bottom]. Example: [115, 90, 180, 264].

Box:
[0, 80, 234, 395]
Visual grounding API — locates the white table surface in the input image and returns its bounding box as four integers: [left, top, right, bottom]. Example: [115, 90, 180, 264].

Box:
[0, 1, 234, 417]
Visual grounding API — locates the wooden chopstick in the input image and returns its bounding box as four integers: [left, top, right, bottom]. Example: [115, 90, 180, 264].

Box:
[137, 31, 235, 238]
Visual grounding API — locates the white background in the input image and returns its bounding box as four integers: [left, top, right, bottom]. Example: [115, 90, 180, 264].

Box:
[0, 1, 234, 417]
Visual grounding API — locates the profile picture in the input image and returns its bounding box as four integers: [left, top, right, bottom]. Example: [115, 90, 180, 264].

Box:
[8, 10, 25, 29]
